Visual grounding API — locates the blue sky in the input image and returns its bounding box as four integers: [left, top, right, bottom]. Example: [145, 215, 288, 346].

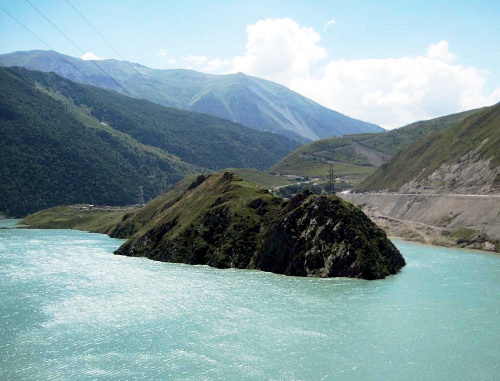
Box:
[1, 0, 499, 128]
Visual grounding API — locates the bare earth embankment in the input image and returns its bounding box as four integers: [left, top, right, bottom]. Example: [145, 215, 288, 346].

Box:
[341, 193, 500, 252]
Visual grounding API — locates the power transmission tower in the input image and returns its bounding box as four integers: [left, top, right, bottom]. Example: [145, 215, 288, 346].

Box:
[329, 164, 335, 195]
[138, 186, 145, 205]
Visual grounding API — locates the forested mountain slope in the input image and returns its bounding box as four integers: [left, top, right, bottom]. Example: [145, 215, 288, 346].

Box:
[0, 67, 299, 216]
[0, 50, 383, 141]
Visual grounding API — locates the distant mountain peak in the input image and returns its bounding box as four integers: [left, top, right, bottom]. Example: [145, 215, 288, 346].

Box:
[0, 50, 383, 141]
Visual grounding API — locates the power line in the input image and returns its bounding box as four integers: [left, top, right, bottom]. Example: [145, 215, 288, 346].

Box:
[0, 4, 96, 86]
[64, 0, 171, 105]
[0, 4, 50, 49]
[4, 1, 170, 106]
[24, 0, 131, 96]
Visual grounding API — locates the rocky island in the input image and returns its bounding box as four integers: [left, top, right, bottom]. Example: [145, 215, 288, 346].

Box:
[114, 172, 405, 279]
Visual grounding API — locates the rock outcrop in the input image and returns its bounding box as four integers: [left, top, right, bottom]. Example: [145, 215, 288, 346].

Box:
[254, 192, 405, 279]
[115, 172, 405, 280]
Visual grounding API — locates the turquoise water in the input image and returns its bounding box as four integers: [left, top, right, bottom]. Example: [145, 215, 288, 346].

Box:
[1, 221, 499, 380]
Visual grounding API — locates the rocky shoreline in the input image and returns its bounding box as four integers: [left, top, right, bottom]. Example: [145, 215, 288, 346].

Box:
[115, 172, 406, 280]
[19, 172, 406, 279]
[342, 193, 500, 253]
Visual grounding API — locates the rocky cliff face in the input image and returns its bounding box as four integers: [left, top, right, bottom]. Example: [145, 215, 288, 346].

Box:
[254, 193, 405, 279]
[115, 172, 405, 280]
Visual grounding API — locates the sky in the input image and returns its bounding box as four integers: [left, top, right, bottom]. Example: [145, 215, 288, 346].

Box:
[1, 0, 499, 129]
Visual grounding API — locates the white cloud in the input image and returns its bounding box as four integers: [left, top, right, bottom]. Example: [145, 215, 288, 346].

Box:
[426, 41, 457, 64]
[205, 57, 231, 72]
[293, 48, 495, 128]
[81, 52, 103, 61]
[323, 19, 336, 31]
[488, 88, 500, 105]
[179, 19, 500, 129]
[228, 20, 499, 128]
[180, 55, 230, 73]
[158, 49, 176, 65]
[229, 18, 327, 85]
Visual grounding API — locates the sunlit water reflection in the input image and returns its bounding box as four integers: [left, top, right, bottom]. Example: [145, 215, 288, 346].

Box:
[1, 220, 499, 380]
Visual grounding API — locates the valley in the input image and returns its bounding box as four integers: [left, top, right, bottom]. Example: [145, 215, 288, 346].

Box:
[0, 50, 382, 141]
[271, 102, 500, 253]
[2, 51, 498, 256]
[271, 106, 484, 182]
[0, 67, 299, 217]
[1, 3, 499, 379]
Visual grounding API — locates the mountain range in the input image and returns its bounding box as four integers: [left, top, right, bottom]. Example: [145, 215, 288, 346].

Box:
[342, 102, 500, 252]
[358, 102, 500, 194]
[270, 107, 484, 182]
[0, 66, 299, 216]
[0, 50, 383, 141]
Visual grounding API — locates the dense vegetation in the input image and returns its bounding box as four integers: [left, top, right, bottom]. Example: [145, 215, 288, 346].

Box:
[0, 67, 201, 216]
[0, 67, 299, 216]
[0, 50, 383, 141]
[20, 175, 198, 234]
[13, 67, 300, 170]
[358, 102, 500, 191]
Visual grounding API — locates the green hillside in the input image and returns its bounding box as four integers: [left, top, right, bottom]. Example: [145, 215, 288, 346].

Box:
[20, 170, 291, 236]
[113, 172, 405, 279]
[0, 50, 383, 140]
[0, 67, 202, 217]
[226, 168, 294, 188]
[270, 107, 484, 182]
[356, 108, 483, 155]
[13, 67, 299, 170]
[0, 67, 299, 216]
[21, 171, 406, 279]
[358, 102, 500, 192]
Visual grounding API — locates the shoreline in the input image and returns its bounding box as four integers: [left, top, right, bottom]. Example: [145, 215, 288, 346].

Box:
[11, 216, 499, 256]
[370, 211, 500, 254]
[388, 236, 500, 256]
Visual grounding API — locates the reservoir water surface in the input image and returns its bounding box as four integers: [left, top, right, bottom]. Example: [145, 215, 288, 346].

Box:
[1, 219, 499, 380]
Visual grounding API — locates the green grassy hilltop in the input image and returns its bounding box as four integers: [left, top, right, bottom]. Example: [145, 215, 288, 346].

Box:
[114, 172, 406, 279]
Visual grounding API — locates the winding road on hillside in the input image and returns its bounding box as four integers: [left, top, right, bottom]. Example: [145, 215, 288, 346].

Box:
[302, 138, 392, 168]
[355, 192, 500, 199]
[341, 191, 500, 251]
[350, 142, 392, 167]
